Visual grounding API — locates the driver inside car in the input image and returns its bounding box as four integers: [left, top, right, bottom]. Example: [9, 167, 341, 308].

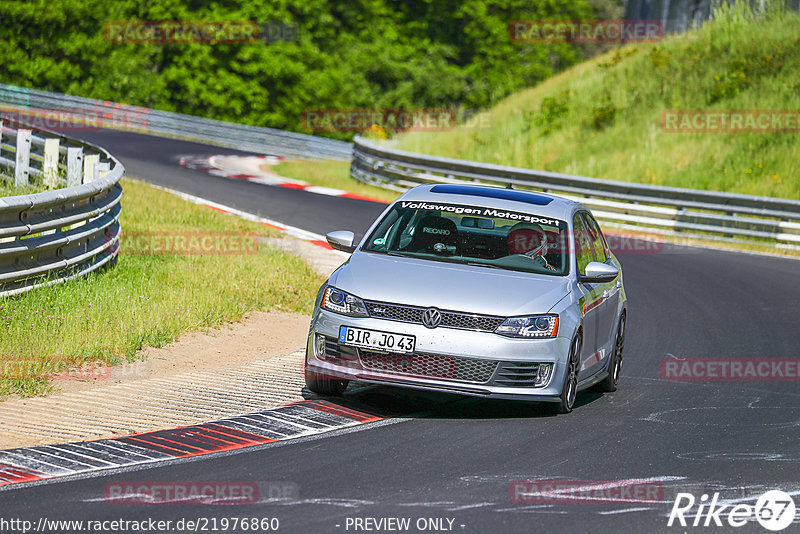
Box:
[506, 222, 557, 271]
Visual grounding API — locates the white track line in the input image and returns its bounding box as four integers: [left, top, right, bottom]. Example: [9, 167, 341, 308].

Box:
[146, 182, 348, 255]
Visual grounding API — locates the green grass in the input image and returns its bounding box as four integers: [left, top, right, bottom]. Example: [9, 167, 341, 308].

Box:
[0, 178, 324, 398]
[394, 2, 800, 200]
[272, 159, 397, 203]
[0, 179, 49, 196]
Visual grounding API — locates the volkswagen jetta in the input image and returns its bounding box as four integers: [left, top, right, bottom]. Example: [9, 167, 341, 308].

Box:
[304, 184, 627, 413]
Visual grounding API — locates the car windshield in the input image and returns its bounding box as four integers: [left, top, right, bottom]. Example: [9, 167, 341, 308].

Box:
[362, 200, 570, 276]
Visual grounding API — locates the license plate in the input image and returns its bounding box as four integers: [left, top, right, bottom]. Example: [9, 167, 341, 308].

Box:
[339, 326, 415, 354]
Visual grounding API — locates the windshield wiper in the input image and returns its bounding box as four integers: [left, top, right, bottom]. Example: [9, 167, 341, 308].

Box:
[364, 249, 409, 258]
[466, 261, 505, 270]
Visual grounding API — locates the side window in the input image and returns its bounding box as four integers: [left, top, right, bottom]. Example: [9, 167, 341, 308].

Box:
[573, 214, 593, 276]
[581, 213, 608, 263]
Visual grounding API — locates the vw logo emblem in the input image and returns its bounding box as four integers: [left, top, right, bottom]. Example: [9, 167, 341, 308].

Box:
[422, 308, 442, 329]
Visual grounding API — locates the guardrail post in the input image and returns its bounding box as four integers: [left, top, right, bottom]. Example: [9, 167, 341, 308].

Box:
[67, 147, 82, 186]
[97, 161, 111, 179]
[43, 138, 60, 188]
[83, 154, 99, 183]
[14, 129, 32, 187]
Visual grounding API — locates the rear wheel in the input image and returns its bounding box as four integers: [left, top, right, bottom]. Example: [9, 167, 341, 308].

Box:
[595, 314, 625, 393]
[552, 333, 581, 414]
[305, 366, 349, 396]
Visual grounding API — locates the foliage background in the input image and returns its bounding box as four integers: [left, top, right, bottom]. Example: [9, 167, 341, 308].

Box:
[0, 0, 621, 139]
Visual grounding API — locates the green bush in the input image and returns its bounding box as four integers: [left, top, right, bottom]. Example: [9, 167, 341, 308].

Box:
[0, 0, 610, 140]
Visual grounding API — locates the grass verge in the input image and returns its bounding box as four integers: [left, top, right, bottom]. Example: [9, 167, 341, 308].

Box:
[0, 180, 49, 196]
[394, 3, 800, 200]
[272, 159, 397, 203]
[0, 178, 323, 398]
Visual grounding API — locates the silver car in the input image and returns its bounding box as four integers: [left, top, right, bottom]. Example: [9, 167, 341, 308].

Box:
[304, 184, 627, 413]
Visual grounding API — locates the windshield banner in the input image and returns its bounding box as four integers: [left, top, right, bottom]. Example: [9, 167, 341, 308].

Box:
[398, 201, 565, 228]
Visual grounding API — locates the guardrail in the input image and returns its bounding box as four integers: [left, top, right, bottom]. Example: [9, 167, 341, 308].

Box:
[0, 120, 122, 297]
[0, 83, 352, 161]
[5, 84, 797, 250]
[351, 136, 800, 248]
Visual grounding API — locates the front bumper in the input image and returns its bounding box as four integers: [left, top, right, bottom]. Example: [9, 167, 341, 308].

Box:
[305, 308, 573, 401]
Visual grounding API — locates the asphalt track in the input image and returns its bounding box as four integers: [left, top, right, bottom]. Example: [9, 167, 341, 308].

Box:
[76, 129, 386, 238]
[2, 129, 799, 533]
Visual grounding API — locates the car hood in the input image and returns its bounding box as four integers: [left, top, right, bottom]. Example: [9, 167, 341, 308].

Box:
[329, 251, 571, 317]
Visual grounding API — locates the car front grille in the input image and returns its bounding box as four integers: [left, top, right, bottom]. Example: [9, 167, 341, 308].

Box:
[359, 350, 498, 384]
[493, 361, 545, 387]
[365, 302, 424, 324]
[322, 338, 548, 389]
[364, 301, 505, 333]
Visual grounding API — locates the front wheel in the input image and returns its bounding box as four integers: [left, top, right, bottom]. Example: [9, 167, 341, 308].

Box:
[552, 333, 581, 414]
[595, 314, 625, 393]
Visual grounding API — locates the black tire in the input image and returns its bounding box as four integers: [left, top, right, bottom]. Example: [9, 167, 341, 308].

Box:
[305, 367, 349, 396]
[595, 314, 625, 393]
[552, 333, 581, 414]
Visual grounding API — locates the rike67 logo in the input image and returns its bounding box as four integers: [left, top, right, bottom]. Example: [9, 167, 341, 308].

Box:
[668, 490, 796, 531]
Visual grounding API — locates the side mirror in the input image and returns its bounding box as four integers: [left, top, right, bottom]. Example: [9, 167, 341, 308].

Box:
[580, 261, 619, 283]
[326, 230, 357, 253]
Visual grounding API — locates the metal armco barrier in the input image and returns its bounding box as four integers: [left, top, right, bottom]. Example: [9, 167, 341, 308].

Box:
[0, 120, 122, 297]
[0, 83, 352, 161]
[4, 84, 797, 251]
[351, 136, 800, 248]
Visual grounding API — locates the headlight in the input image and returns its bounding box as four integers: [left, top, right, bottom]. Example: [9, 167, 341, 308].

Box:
[495, 314, 559, 338]
[321, 286, 369, 317]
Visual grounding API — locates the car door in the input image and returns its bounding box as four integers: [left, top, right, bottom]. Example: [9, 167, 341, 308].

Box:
[581, 212, 620, 360]
[573, 214, 604, 381]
